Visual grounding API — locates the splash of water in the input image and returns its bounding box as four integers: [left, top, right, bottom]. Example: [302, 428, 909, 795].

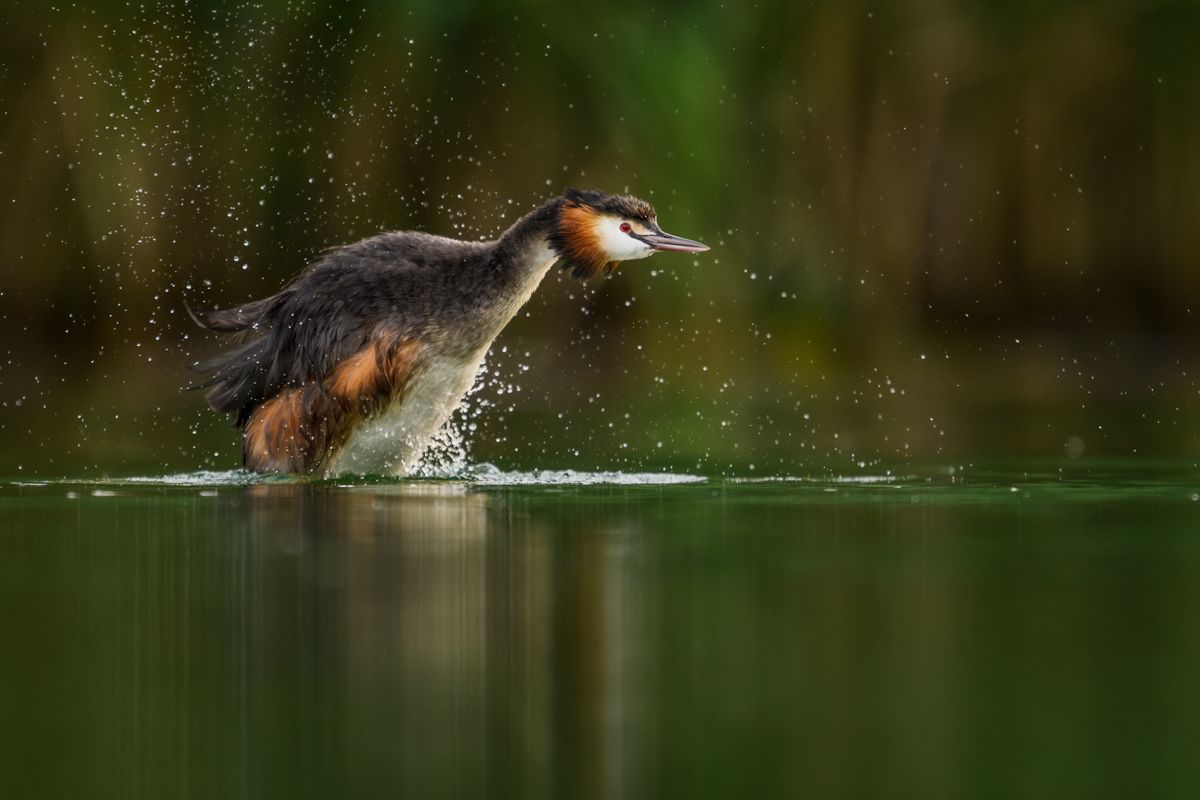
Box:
[464, 464, 706, 486]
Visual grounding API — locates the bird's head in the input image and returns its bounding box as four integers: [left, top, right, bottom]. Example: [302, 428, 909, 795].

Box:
[548, 188, 709, 280]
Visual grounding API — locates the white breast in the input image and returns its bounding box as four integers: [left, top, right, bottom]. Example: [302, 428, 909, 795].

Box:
[327, 352, 486, 478]
[327, 237, 559, 478]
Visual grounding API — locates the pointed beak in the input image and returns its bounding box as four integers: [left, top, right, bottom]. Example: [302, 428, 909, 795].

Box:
[635, 226, 710, 253]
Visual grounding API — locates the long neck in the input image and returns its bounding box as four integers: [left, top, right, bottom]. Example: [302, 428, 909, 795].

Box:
[492, 196, 564, 278]
[459, 197, 564, 339]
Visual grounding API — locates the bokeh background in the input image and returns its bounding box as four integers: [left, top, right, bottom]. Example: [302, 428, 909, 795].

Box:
[2, 0, 1200, 476]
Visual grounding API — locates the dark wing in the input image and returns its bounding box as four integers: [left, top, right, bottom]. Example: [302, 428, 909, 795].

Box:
[187, 289, 299, 425]
[187, 235, 435, 471]
[237, 331, 421, 474]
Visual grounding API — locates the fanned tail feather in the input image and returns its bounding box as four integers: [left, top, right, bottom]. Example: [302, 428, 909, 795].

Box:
[185, 291, 295, 427]
[184, 294, 288, 333]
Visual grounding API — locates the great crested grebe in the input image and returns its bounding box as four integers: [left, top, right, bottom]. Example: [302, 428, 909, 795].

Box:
[188, 189, 709, 477]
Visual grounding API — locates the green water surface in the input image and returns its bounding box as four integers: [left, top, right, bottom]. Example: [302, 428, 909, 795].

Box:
[2, 462, 1200, 799]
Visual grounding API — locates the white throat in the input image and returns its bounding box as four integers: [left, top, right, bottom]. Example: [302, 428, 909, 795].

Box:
[522, 237, 559, 275]
[595, 217, 655, 261]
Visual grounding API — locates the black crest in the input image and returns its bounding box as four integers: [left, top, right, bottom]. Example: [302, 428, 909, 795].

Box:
[561, 188, 656, 222]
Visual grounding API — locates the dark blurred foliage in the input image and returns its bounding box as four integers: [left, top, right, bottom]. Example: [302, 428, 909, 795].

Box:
[2, 0, 1200, 475]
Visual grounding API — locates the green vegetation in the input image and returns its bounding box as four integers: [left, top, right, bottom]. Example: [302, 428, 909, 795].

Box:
[2, 0, 1198, 474]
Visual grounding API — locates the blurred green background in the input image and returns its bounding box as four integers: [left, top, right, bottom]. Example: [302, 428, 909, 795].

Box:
[3, 0, 1200, 476]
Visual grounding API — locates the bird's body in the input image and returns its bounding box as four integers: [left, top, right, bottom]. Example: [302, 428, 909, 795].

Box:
[322, 237, 559, 476]
[189, 190, 707, 476]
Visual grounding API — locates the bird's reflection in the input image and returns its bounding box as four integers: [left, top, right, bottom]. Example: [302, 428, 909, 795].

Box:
[232, 482, 637, 799]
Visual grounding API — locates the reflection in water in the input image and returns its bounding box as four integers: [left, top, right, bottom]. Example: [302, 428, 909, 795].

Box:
[3, 479, 1200, 798]
[231, 484, 662, 799]
[21, 482, 654, 799]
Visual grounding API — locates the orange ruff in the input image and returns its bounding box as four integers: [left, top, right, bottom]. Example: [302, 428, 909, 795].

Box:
[558, 204, 617, 279]
[243, 331, 421, 473]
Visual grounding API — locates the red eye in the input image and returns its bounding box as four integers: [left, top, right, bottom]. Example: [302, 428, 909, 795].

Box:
[619, 222, 633, 234]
